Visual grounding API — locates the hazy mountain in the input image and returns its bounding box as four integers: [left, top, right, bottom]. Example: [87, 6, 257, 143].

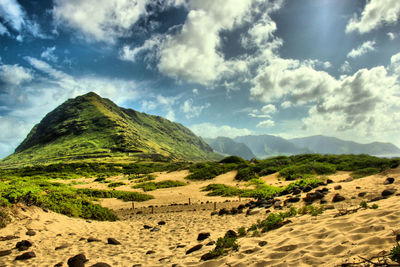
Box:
[204, 137, 256, 160]
[3, 92, 219, 164]
[234, 135, 311, 158]
[290, 135, 400, 155]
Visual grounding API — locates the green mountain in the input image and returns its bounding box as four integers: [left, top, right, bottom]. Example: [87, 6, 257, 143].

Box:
[234, 135, 311, 158]
[204, 137, 256, 160]
[290, 135, 400, 155]
[2, 92, 219, 164]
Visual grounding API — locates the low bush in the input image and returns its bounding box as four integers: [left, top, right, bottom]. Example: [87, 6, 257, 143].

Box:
[235, 167, 258, 181]
[350, 167, 380, 178]
[108, 182, 126, 188]
[132, 180, 186, 191]
[219, 156, 246, 164]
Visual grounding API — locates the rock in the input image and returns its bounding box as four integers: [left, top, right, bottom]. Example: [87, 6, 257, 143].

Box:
[55, 244, 69, 250]
[107, 238, 121, 245]
[0, 235, 19, 241]
[320, 199, 327, 204]
[351, 196, 356, 199]
[287, 197, 300, 203]
[303, 185, 313, 193]
[230, 207, 238, 215]
[67, 253, 88, 267]
[87, 237, 101, 242]
[197, 233, 210, 241]
[157, 221, 166, 226]
[332, 194, 346, 203]
[16, 240, 33, 251]
[225, 230, 237, 238]
[26, 230, 36, 236]
[247, 208, 262, 215]
[370, 196, 383, 202]
[146, 250, 155, 255]
[303, 191, 324, 203]
[176, 244, 186, 248]
[218, 208, 229, 216]
[358, 192, 367, 197]
[132, 265, 142, 267]
[150, 227, 160, 232]
[143, 225, 152, 229]
[201, 252, 218, 261]
[334, 185, 342, 190]
[344, 177, 353, 182]
[273, 200, 282, 208]
[324, 205, 335, 210]
[326, 179, 333, 184]
[205, 241, 215, 246]
[90, 263, 111, 267]
[15, 251, 36, 261]
[382, 188, 397, 197]
[185, 244, 203, 255]
[54, 262, 63, 266]
[292, 188, 302, 195]
[356, 186, 361, 189]
[258, 241, 268, 247]
[0, 250, 12, 257]
[384, 177, 395, 185]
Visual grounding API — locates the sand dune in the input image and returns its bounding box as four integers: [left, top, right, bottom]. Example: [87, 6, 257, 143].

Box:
[1, 168, 399, 266]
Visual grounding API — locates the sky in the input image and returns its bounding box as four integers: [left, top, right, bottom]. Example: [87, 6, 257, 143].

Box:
[0, 0, 400, 158]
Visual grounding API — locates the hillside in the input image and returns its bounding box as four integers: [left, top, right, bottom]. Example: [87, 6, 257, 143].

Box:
[2, 92, 219, 165]
[290, 135, 400, 155]
[234, 135, 311, 158]
[205, 137, 256, 160]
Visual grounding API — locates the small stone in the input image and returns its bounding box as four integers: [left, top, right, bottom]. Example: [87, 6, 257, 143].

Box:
[205, 241, 215, 246]
[225, 230, 237, 238]
[370, 196, 383, 202]
[150, 227, 160, 232]
[334, 185, 342, 190]
[197, 233, 210, 241]
[201, 252, 217, 261]
[16, 240, 33, 251]
[146, 250, 155, 255]
[186, 244, 203, 255]
[54, 262, 63, 267]
[55, 244, 69, 250]
[358, 192, 367, 197]
[247, 208, 262, 215]
[143, 225, 152, 229]
[303, 185, 313, 193]
[332, 193, 345, 203]
[132, 265, 142, 267]
[87, 237, 101, 242]
[287, 197, 300, 203]
[91, 263, 111, 267]
[384, 177, 395, 185]
[345, 177, 353, 182]
[258, 241, 268, 247]
[324, 205, 335, 210]
[292, 188, 302, 195]
[26, 230, 36, 236]
[326, 179, 333, 184]
[0, 250, 12, 257]
[157, 221, 166, 225]
[356, 186, 361, 189]
[382, 188, 397, 197]
[107, 238, 121, 245]
[15, 251, 36, 261]
[0, 235, 19, 241]
[67, 253, 88, 267]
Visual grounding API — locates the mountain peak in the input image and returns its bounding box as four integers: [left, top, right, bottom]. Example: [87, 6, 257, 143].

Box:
[4, 93, 219, 164]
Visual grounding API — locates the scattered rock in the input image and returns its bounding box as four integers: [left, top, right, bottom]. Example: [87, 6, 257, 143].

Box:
[26, 230, 36, 236]
[292, 188, 302, 195]
[243, 248, 257, 254]
[201, 252, 218, 261]
[325, 205, 335, 210]
[358, 192, 367, 197]
[332, 194, 346, 203]
[176, 244, 186, 248]
[247, 208, 262, 215]
[16, 240, 33, 251]
[186, 244, 203, 255]
[303, 191, 324, 203]
[67, 253, 88, 267]
[0, 235, 19, 241]
[132, 264, 142, 267]
[0, 250, 12, 257]
[351, 196, 356, 199]
[258, 241, 268, 247]
[356, 186, 361, 189]
[384, 177, 395, 185]
[55, 244, 69, 250]
[87, 237, 101, 242]
[143, 225, 152, 229]
[218, 208, 229, 216]
[334, 185, 342, 190]
[205, 241, 215, 246]
[225, 230, 237, 238]
[197, 233, 210, 241]
[326, 179, 333, 184]
[107, 238, 121, 245]
[15, 251, 36, 261]
[146, 250, 155, 255]
[345, 177, 353, 182]
[157, 221, 166, 226]
[303, 185, 313, 193]
[382, 188, 397, 197]
[370, 196, 383, 202]
[90, 263, 111, 267]
[54, 262, 63, 266]
[287, 197, 300, 203]
[150, 227, 160, 232]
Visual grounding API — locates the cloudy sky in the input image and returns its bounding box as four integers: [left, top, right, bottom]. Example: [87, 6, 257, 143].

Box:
[0, 0, 400, 158]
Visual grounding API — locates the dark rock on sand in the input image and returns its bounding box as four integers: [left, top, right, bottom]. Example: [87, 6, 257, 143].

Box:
[16, 240, 33, 251]
[143, 225, 152, 229]
[87, 237, 101, 242]
[157, 221, 166, 225]
[186, 244, 203, 255]
[326, 179, 333, 184]
[197, 233, 210, 241]
[206, 241, 215, 246]
[150, 227, 160, 232]
[55, 244, 69, 250]
[384, 177, 395, 185]
[146, 250, 155, 255]
[358, 192, 367, 197]
[334, 185, 342, 190]
[225, 230, 237, 238]
[107, 238, 121, 245]
[0, 235, 19, 241]
[26, 230, 36, 236]
[90, 263, 111, 267]
[54, 262, 63, 266]
[332, 194, 345, 203]
[0, 250, 12, 257]
[15, 251, 36, 261]
[382, 188, 397, 197]
[303, 185, 313, 193]
[258, 241, 268, 247]
[67, 253, 88, 267]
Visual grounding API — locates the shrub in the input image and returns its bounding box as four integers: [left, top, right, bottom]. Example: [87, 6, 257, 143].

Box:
[390, 243, 400, 263]
[132, 180, 186, 191]
[219, 156, 246, 164]
[350, 167, 380, 178]
[108, 182, 126, 188]
[235, 167, 258, 181]
[237, 227, 246, 237]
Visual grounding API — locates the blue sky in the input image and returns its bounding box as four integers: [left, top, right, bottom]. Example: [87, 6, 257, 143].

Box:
[0, 0, 400, 158]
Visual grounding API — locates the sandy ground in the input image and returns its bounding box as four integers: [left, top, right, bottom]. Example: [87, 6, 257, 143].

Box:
[1, 168, 399, 266]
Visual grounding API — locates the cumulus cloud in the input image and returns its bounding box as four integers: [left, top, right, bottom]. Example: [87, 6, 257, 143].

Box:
[0, 64, 33, 87]
[0, 22, 9, 36]
[281, 101, 292, 109]
[41, 47, 58, 63]
[340, 61, 352, 73]
[387, 32, 397, 40]
[190, 122, 252, 138]
[347, 41, 376, 58]
[249, 104, 277, 118]
[346, 0, 400, 34]
[120, 35, 162, 63]
[256, 119, 275, 128]
[180, 99, 210, 119]
[390, 52, 400, 74]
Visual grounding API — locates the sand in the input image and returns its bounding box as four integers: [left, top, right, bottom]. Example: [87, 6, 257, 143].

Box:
[1, 168, 399, 266]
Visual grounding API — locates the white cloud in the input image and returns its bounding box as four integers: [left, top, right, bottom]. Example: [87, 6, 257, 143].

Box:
[0, 64, 33, 86]
[340, 61, 352, 73]
[192, 88, 199, 95]
[256, 119, 275, 128]
[347, 40, 376, 58]
[190, 122, 252, 138]
[0, 22, 9, 36]
[53, 0, 151, 43]
[41, 47, 58, 63]
[180, 99, 210, 119]
[346, 0, 400, 34]
[387, 32, 396, 40]
[261, 104, 277, 114]
[281, 101, 292, 109]
[0, 116, 31, 158]
[120, 35, 162, 62]
[390, 52, 400, 74]
[157, 0, 253, 84]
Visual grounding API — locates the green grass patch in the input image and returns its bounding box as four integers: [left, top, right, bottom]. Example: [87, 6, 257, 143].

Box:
[76, 188, 153, 201]
[350, 167, 380, 178]
[132, 180, 187, 191]
[107, 182, 126, 188]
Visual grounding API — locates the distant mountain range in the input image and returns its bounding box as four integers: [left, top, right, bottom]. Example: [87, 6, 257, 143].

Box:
[2, 92, 220, 164]
[205, 134, 400, 159]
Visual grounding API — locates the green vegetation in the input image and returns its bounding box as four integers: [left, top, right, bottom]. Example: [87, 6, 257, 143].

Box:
[219, 156, 246, 164]
[350, 167, 380, 178]
[186, 162, 239, 180]
[359, 201, 379, 210]
[76, 188, 153, 202]
[132, 180, 187, 191]
[278, 162, 336, 180]
[390, 243, 400, 263]
[201, 230, 239, 261]
[108, 182, 126, 188]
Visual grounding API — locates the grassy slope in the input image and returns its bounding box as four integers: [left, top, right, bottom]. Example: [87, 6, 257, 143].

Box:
[2, 92, 220, 166]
